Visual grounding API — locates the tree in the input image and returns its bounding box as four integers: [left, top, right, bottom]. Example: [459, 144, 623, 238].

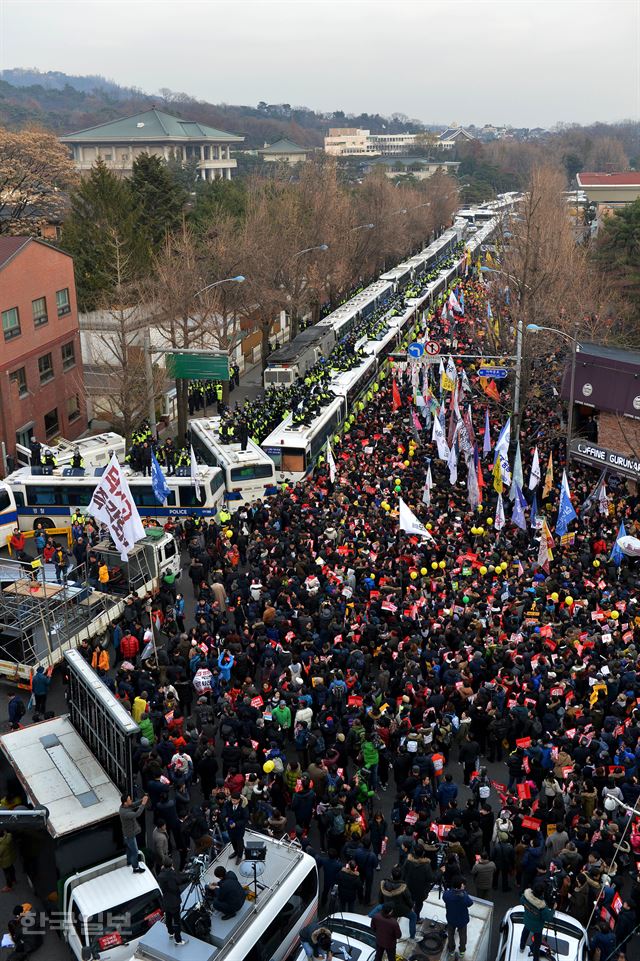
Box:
[130, 153, 186, 252]
[596, 198, 640, 312]
[61, 160, 147, 310]
[143, 225, 226, 440]
[83, 230, 160, 441]
[0, 126, 77, 234]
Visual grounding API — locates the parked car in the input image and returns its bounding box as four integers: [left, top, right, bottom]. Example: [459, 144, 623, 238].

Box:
[497, 905, 589, 961]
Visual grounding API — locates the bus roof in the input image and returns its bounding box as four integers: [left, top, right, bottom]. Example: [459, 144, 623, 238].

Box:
[330, 355, 377, 398]
[0, 715, 122, 839]
[189, 419, 272, 468]
[2, 464, 221, 486]
[264, 326, 329, 366]
[135, 831, 315, 961]
[261, 395, 344, 448]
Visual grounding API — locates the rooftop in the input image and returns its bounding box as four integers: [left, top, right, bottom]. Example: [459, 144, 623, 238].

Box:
[577, 172, 640, 187]
[61, 108, 244, 144]
[259, 137, 307, 154]
[0, 236, 70, 273]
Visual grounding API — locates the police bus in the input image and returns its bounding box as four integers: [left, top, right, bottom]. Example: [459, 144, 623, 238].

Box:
[187, 418, 277, 506]
[0, 464, 225, 539]
[261, 396, 346, 482]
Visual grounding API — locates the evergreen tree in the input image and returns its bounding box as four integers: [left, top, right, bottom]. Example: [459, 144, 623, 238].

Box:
[61, 161, 147, 310]
[596, 198, 640, 308]
[130, 153, 186, 251]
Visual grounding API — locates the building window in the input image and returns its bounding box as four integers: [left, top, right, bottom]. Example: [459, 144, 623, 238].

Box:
[44, 408, 59, 440]
[38, 352, 54, 384]
[9, 367, 28, 398]
[2, 306, 21, 341]
[56, 288, 71, 316]
[32, 296, 48, 327]
[61, 341, 76, 371]
[67, 394, 81, 423]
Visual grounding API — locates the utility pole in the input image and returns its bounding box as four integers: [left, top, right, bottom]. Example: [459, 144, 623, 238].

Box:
[143, 327, 158, 440]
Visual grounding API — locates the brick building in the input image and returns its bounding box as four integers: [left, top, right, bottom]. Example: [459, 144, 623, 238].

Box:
[562, 342, 640, 487]
[0, 237, 87, 469]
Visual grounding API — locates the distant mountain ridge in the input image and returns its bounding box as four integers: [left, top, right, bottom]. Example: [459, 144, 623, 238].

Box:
[0, 68, 434, 149]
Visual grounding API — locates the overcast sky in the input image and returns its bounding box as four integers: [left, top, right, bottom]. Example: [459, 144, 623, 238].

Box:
[1, 0, 638, 127]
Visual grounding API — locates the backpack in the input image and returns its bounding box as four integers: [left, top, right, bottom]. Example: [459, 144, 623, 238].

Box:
[295, 727, 311, 750]
[326, 771, 340, 798]
[330, 809, 345, 834]
[497, 821, 511, 842]
[478, 780, 491, 800]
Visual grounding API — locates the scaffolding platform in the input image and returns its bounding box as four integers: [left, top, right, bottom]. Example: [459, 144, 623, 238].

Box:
[0, 558, 124, 682]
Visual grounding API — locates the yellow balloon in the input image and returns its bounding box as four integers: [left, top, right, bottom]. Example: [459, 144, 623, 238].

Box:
[431, 562, 438, 570]
[610, 610, 620, 620]
[263, 760, 275, 774]
[477, 527, 485, 535]
[479, 566, 488, 575]
[500, 562, 508, 572]
[426, 523, 433, 530]
[382, 502, 390, 512]
[593, 559, 600, 568]
[410, 571, 418, 580]
[487, 517, 493, 525]
[403, 460, 410, 467]
[550, 592, 559, 602]
[477, 505, 484, 513]
[439, 560, 446, 569]
[421, 567, 428, 576]
[395, 478, 401, 486]
[225, 530, 233, 539]
[565, 596, 574, 606]
[471, 527, 478, 535]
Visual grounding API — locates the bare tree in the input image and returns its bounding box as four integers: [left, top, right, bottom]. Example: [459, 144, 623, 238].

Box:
[0, 127, 78, 234]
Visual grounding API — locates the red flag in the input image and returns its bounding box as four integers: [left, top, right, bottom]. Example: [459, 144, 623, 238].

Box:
[392, 380, 402, 410]
[481, 378, 500, 402]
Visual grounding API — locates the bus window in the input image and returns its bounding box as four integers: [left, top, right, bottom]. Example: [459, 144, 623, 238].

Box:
[210, 475, 224, 497]
[26, 485, 58, 506]
[178, 486, 205, 508]
[131, 487, 176, 508]
[262, 448, 282, 470]
[0, 489, 11, 513]
[230, 464, 274, 482]
[281, 449, 305, 473]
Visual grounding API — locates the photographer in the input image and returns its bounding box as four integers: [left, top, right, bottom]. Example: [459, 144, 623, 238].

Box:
[157, 859, 189, 946]
[519, 883, 555, 961]
[206, 866, 246, 920]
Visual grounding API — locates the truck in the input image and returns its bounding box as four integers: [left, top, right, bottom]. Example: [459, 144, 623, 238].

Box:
[0, 531, 180, 684]
[0, 650, 162, 961]
[131, 830, 318, 961]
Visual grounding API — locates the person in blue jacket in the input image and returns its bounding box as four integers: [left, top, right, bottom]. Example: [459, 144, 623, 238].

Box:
[31, 667, 51, 715]
[218, 651, 235, 683]
[443, 878, 473, 958]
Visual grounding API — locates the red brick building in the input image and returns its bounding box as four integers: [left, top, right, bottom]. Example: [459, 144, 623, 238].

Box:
[0, 237, 87, 469]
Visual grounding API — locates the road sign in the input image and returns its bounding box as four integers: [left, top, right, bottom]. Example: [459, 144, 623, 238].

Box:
[407, 342, 424, 359]
[166, 352, 229, 381]
[425, 341, 440, 356]
[478, 366, 508, 379]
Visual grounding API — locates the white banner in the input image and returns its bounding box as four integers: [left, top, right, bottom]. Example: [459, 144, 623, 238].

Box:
[88, 455, 146, 560]
[398, 497, 434, 542]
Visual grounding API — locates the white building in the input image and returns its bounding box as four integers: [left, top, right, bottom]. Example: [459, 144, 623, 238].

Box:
[61, 108, 244, 181]
[324, 128, 420, 157]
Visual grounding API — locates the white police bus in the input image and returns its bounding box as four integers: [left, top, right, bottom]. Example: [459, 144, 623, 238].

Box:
[0, 465, 226, 537]
[187, 418, 277, 506]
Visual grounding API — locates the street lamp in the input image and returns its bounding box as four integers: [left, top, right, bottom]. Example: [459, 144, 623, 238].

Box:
[526, 323, 580, 464]
[293, 244, 329, 258]
[145, 275, 246, 436]
[195, 275, 245, 298]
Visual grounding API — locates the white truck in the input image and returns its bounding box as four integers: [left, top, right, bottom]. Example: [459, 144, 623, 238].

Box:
[131, 831, 319, 961]
[0, 652, 162, 961]
[0, 531, 180, 684]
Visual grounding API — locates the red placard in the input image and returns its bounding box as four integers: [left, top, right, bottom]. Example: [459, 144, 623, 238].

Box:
[516, 737, 531, 748]
[98, 933, 123, 950]
[491, 780, 507, 794]
[348, 695, 363, 707]
[521, 816, 542, 831]
[251, 696, 264, 709]
[517, 782, 532, 799]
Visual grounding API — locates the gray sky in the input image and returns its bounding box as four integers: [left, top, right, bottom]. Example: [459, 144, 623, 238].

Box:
[1, 0, 638, 127]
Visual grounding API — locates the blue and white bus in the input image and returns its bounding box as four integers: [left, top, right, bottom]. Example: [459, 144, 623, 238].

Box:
[0, 465, 226, 539]
[187, 418, 277, 506]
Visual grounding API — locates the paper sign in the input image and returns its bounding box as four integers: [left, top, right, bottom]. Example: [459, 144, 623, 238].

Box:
[521, 816, 542, 831]
[516, 737, 532, 748]
[251, 696, 264, 708]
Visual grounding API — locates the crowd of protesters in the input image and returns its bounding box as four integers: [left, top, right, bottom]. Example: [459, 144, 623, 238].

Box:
[4, 269, 640, 960]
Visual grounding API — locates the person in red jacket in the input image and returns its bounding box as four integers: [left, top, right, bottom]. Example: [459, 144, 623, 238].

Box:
[9, 529, 26, 559]
[120, 632, 140, 661]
